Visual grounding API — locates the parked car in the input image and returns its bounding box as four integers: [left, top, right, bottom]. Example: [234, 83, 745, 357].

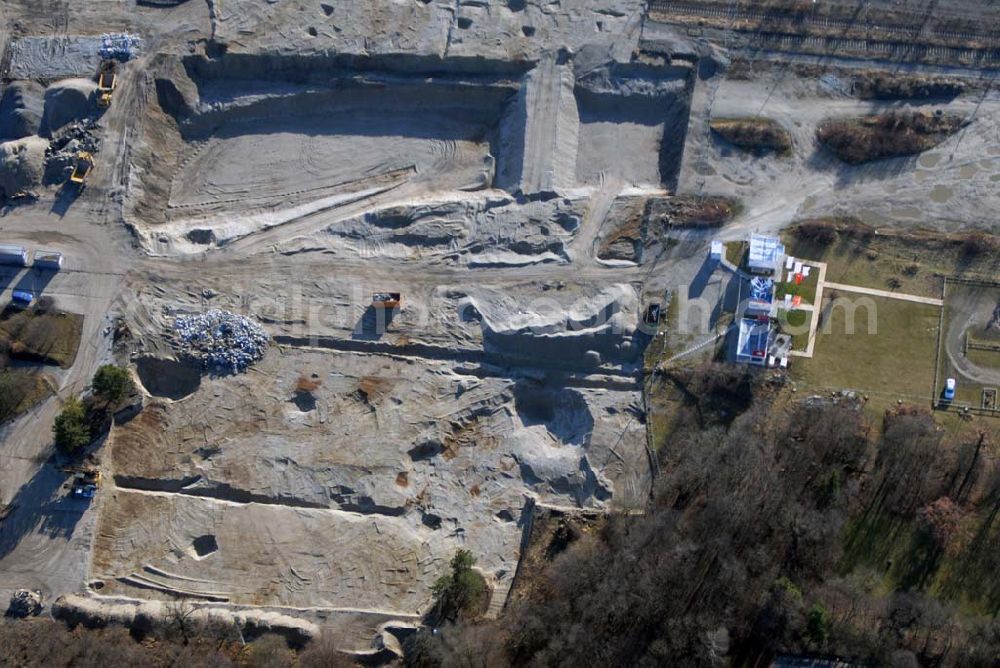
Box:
[11, 290, 33, 306]
[944, 377, 956, 401]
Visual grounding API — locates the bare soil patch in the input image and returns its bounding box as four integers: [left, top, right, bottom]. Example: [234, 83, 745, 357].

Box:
[507, 506, 603, 605]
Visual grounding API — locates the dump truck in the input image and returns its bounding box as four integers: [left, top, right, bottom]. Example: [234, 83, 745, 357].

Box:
[96, 60, 118, 107]
[372, 292, 402, 309]
[68, 152, 94, 186]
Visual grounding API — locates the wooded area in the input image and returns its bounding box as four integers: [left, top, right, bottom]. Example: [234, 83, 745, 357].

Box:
[408, 365, 1000, 667]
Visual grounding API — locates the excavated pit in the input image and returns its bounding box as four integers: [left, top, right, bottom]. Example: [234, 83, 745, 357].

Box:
[513, 384, 594, 446]
[192, 534, 219, 558]
[574, 64, 693, 190]
[135, 356, 202, 400]
[135, 54, 522, 240]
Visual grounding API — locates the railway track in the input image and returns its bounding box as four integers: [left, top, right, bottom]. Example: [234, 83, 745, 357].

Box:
[742, 31, 1000, 63]
[649, 0, 1000, 46]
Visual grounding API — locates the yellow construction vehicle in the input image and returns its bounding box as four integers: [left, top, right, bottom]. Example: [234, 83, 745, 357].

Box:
[372, 292, 402, 309]
[62, 467, 102, 500]
[96, 60, 118, 107]
[68, 152, 94, 185]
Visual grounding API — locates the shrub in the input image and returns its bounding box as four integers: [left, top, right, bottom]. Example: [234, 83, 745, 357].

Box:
[710, 118, 793, 155]
[818, 112, 965, 165]
[242, 634, 294, 668]
[92, 365, 133, 406]
[961, 232, 998, 258]
[793, 220, 839, 246]
[806, 603, 832, 646]
[854, 75, 965, 101]
[53, 397, 90, 453]
[429, 550, 490, 625]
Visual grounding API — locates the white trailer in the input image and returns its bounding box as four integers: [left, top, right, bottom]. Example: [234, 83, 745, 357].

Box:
[32, 250, 64, 270]
[0, 244, 29, 267]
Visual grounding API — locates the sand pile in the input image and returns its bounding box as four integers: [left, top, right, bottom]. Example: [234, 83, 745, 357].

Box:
[0, 81, 44, 140]
[42, 78, 98, 137]
[0, 136, 48, 197]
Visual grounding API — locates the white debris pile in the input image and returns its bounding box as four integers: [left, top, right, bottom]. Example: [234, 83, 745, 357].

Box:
[99, 33, 141, 61]
[173, 310, 269, 373]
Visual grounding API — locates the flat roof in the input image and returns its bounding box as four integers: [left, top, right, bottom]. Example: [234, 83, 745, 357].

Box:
[737, 316, 771, 359]
[748, 234, 785, 269]
[0, 244, 28, 255]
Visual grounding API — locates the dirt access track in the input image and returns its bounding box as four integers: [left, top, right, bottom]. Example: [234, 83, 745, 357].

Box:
[0, 0, 998, 656]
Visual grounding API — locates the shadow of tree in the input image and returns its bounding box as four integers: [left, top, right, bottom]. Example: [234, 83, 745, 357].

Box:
[0, 464, 85, 561]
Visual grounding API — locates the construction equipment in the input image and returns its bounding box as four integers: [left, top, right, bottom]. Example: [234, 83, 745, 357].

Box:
[64, 468, 102, 500]
[68, 152, 94, 186]
[96, 60, 118, 107]
[643, 302, 662, 325]
[372, 292, 402, 309]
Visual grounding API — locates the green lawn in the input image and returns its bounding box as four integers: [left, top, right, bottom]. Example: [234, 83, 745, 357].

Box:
[0, 370, 53, 424]
[724, 241, 748, 268]
[0, 305, 84, 368]
[776, 309, 811, 351]
[784, 228, 999, 299]
[792, 296, 941, 407]
[965, 348, 1000, 372]
[775, 266, 820, 305]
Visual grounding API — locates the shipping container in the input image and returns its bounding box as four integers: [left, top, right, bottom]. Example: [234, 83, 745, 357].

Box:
[33, 250, 64, 270]
[0, 244, 29, 267]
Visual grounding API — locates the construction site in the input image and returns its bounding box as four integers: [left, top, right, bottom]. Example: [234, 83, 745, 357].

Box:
[0, 0, 998, 661]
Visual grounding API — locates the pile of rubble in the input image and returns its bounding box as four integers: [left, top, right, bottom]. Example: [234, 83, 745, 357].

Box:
[173, 310, 269, 373]
[99, 33, 141, 61]
[7, 589, 43, 617]
[44, 119, 102, 183]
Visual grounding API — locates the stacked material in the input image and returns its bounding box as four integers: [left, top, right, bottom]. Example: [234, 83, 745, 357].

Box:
[99, 33, 142, 61]
[173, 310, 269, 373]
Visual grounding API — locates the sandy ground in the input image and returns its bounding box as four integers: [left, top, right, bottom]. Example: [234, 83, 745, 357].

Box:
[0, 0, 996, 654]
[677, 63, 1000, 240]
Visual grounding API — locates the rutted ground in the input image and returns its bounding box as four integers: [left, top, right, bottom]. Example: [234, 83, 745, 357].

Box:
[0, 0, 997, 658]
[98, 346, 646, 616]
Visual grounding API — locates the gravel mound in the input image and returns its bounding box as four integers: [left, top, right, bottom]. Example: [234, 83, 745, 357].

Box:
[0, 81, 44, 140]
[42, 78, 98, 137]
[0, 136, 48, 197]
[173, 310, 269, 373]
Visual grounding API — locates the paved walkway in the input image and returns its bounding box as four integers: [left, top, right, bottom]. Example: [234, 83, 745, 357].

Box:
[824, 282, 944, 306]
[790, 260, 827, 359]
